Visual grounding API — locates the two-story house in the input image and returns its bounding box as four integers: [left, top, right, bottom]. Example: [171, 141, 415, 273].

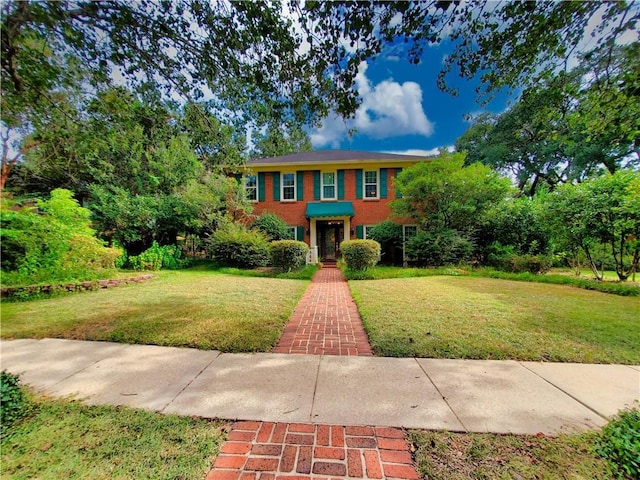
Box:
[240, 150, 433, 263]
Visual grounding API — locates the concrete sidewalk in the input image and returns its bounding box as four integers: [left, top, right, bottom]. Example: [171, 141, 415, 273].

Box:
[1, 338, 638, 435]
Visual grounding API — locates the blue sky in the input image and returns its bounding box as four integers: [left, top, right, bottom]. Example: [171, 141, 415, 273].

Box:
[309, 41, 513, 156]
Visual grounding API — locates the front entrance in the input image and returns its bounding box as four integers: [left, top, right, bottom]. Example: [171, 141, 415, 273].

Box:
[316, 220, 344, 262]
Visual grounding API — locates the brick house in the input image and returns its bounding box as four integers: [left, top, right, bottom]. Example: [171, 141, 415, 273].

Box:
[240, 150, 432, 263]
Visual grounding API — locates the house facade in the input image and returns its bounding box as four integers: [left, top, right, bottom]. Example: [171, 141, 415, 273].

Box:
[241, 150, 432, 263]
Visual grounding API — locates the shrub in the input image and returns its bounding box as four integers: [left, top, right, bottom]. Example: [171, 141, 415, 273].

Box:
[596, 408, 640, 479]
[1, 371, 30, 437]
[270, 240, 309, 272]
[206, 223, 270, 268]
[127, 242, 190, 271]
[341, 239, 380, 271]
[1, 190, 122, 286]
[509, 254, 552, 274]
[368, 220, 403, 247]
[252, 213, 292, 241]
[405, 229, 473, 266]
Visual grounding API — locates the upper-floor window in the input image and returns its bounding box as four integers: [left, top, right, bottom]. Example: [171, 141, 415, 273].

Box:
[281, 173, 296, 201]
[364, 170, 378, 199]
[322, 172, 336, 200]
[244, 175, 257, 202]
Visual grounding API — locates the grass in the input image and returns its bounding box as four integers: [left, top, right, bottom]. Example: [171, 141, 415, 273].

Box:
[349, 276, 640, 363]
[0, 269, 309, 352]
[342, 265, 640, 296]
[409, 429, 611, 480]
[1, 394, 225, 480]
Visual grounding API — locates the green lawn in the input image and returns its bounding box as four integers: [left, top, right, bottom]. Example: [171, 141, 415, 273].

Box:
[350, 276, 640, 363]
[1, 396, 225, 480]
[0, 270, 309, 352]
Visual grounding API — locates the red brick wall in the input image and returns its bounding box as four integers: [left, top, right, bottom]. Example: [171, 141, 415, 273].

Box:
[251, 169, 407, 242]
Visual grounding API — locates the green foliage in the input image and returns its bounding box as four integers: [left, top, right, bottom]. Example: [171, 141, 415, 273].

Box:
[544, 170, 640, 281]
[270, 240, 309, 272]
[486, 243, 552, 274]
[127, 242, 190, 271]
[596, 408, 640, 479]
[252, 213, 292, 241]
[340, 240, 380, 271]
[393, 152, 512, 234]
[367, 220, 403, 248]
[206, 223, 270, 269]
[405, 229, 474, 267]
[1, 190, 122, 286]
[1, 371, 30, 437]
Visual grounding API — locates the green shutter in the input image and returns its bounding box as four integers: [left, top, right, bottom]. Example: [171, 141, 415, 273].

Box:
[394, 168, 402, 198]
[380, 168, 388, 199]
[355, 169, 363, 199]
[234, 173, 242, 184]
[273, 172, 280, 201]
[313, 171, 320, 200]
[258, 173, 266, 202]
[337, 170, 345, 200]
[296, 226, 304, 242]
[297, 171, 304, 201]
[356, 225, 364, 239]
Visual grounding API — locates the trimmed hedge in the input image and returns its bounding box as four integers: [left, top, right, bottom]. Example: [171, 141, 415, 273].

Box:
[270, 240, 309, 272]
[341, 239, 380, 271]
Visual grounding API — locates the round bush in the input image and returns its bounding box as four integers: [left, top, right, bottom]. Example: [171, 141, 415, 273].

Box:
[205, 223, 270, 268]
[340, 239, 380, 271]
[252, 213, 292, 241]
[270, 240, 309, 272]
[405, 229, 473, 266]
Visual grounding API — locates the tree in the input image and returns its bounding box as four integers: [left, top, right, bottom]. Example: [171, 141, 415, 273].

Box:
[456, 44, 639, 196]
[392, 152, 512, 234]
[544, 170, 640, 281]
[250, 124, 313, 159]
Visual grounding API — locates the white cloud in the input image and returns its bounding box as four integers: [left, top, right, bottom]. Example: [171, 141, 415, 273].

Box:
[383, 146, 455, 157]
[311, 61, 434, 147]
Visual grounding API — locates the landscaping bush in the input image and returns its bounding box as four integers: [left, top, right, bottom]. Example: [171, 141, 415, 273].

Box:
[205, 223, 270, 268]
[596, 408, 640, 479]
[341, 239, 380, 271]
[1, 371, 30, 437]
[252, 213, 292, 241]
[1, 190, 122, 286]
[405, 229, 473, 266]
[270, 240, 309, 272]
[127, 242, 190, 271]
[509, 254, 552, 274]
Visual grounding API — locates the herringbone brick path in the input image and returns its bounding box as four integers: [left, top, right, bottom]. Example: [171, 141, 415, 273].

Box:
[205, 421, 419, 480]
[273, 267, 373, 356]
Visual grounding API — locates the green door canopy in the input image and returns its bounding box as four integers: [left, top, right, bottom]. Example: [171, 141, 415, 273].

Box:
[305, 201, 354, 218]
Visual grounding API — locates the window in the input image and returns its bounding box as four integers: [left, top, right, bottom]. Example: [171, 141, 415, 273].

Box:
[364, 170, 378, 198]
[363, 225, 375, 239]
[281, 173, 296, 201]
[287, 226, 297, 240]
[322, 172, 336, 200]
[403, 225, 417, 243]
[244, 175, 257, 202]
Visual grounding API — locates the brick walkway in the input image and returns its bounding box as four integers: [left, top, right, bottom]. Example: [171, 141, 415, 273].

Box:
[205, 421, 419, 480]
[273, 267, 373, 356]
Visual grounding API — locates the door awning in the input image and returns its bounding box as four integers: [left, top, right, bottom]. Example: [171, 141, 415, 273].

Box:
[305, 201, 355, 218]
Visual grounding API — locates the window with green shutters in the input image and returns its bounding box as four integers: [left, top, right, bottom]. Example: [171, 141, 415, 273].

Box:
[321, 172, 336, 200]
[282, 173, 296, 200]
[364, 170, 378, 198]
[244, 174, 257, 202]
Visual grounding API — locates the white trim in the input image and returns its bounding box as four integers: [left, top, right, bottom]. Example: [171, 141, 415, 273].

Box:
[321, 171, 337, 201]
[244, 175, 258, 203]
[281, 172, 296, 201]
[364, 169, 379, 199]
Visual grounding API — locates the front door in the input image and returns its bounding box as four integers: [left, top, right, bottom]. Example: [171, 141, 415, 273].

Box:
[316, 221, 344, 261]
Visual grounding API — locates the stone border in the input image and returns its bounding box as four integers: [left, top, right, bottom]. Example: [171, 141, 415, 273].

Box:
[1, 274, 154, 300]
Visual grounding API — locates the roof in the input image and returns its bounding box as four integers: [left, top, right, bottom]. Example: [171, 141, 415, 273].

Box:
[247, 150, 434, 167]
[305, 201, 355, 218]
